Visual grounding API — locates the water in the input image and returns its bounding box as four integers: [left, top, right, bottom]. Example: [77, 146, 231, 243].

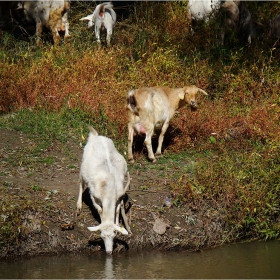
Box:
[1, 240, 280, 278]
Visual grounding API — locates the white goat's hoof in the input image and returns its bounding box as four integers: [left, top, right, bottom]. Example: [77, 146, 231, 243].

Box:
[155, 152, 163, 158]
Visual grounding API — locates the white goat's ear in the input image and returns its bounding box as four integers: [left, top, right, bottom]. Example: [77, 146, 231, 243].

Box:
[114, 225, 128, 235]
[88, 225, 101, 232]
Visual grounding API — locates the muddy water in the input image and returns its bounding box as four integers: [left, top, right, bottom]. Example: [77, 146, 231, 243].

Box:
[1, 240, 280, 279]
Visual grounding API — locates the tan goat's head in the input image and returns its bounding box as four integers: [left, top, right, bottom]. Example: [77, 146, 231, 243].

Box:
[180, 85, 208, 111]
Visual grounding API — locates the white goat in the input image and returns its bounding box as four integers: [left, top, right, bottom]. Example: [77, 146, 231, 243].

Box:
[80, 2, 116, 47]
[188, 0, 221, 22]
[127, 86, 208, 163]
[77, 126, 131, 255]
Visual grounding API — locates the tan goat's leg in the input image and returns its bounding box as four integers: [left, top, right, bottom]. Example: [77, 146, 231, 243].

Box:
[155, 121, 170, 157]
[144, 130, 156, 163]
[127, 123, 135, 163]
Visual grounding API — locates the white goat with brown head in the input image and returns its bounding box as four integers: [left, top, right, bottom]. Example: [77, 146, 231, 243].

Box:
[17, 0, 70, 46]
[127, 86, 208, 163]
[77, 126, 131, 255]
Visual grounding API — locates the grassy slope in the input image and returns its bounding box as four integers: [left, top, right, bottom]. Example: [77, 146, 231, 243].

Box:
[1, 1, 280, 244]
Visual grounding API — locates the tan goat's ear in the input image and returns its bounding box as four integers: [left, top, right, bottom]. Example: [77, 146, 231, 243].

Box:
[178, 92, 185, 100]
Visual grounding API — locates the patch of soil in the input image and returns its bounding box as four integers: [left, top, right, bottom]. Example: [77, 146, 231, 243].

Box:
[0, 128, 228, 258]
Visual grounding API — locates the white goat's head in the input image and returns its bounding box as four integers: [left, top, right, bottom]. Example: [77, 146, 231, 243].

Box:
[88, 223, 128, 255]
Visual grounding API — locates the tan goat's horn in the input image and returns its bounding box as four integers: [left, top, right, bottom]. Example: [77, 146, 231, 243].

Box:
[198, 88, 208, 95]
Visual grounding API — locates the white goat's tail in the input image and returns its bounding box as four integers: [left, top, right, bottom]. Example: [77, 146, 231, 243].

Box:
[101, 2, 114, 10]
[96, 2, 114, 17]
[88, 125, 98, 136]
[127, 90, 138, 114]
[100, 2, 114, 9]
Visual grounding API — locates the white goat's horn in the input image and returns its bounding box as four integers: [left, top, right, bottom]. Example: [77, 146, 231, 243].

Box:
[198, 88, 208, 95]
[114, 225, 128, 235]
[124, 171, 131, 192]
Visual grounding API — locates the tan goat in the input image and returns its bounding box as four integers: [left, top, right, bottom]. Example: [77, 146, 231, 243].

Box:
[127, 85, 208, 163]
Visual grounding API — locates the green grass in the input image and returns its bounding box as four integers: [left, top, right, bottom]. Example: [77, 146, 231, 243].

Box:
[1, 106, 280, 242]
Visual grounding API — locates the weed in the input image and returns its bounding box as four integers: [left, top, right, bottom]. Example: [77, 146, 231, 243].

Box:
[30, 185, 42, 192]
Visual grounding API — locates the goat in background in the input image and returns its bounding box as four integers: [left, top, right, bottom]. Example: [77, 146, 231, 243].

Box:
[220, 0, 263, 45]
[17, 0, 70, 46]
[80, 2, 116, 47]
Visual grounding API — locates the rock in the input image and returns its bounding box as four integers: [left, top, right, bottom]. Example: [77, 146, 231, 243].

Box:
[152, 213, 170, 235]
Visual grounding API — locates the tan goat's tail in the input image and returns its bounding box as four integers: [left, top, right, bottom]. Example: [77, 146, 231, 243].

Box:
[127, 90, 138, 114]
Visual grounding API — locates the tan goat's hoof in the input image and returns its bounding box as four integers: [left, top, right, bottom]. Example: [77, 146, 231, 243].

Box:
[128, 158, 135, 164]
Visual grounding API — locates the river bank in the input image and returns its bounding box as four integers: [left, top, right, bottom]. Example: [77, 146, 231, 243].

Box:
[1, 127, 229, 258]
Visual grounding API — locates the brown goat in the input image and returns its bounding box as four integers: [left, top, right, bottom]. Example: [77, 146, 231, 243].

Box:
[127, 86, 208, 163]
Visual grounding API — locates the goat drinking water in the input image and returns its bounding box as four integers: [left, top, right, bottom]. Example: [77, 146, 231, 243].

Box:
[77, 126, 131, 255]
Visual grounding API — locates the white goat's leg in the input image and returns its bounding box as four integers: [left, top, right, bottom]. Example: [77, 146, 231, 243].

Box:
[127, 123, 135, 163]
[62, 14, 70, 38]
[115, 203, 121, 225]
[155, 121, 169, 157]
[76, 180, 84, 215]
[35, 21, 43, 46]
[106, 28, 112, 47]
[144, 129, 156, 163]
[90, 194, 103, 215]
[95, 25, 101, 45]
[64, 22, 70, 38]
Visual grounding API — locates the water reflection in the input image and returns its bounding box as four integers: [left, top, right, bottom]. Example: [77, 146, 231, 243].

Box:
[1, 240, 280, 279]
[104, 256, 114, 279]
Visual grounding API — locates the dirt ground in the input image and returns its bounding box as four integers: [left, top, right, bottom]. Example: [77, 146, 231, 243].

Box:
[0, 127, 228, 258]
